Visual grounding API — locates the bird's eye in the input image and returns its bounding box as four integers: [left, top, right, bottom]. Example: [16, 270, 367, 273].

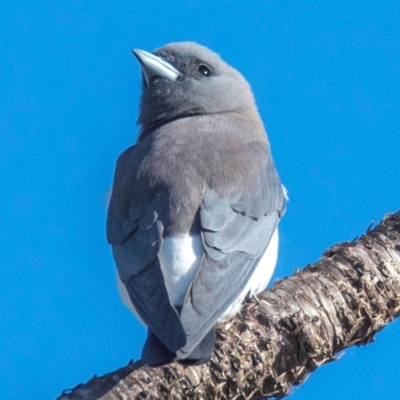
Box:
[197, 64, 212, 77]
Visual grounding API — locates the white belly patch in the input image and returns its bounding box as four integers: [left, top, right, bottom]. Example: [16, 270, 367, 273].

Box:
[117, 229, 279, 323]
[158, 234, 204, 306]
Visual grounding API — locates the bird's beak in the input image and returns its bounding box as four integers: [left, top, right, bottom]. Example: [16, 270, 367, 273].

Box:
[132, 49, 181, 84]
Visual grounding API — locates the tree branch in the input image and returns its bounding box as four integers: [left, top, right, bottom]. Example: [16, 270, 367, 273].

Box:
[58, 210, 400, 400]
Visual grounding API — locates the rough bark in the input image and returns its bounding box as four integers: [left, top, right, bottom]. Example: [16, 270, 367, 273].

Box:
[58, 210, 400, 400]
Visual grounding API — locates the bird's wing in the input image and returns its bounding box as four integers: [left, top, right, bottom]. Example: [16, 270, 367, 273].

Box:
[178, 154, 286, 359]
[106, 145, 186, 353]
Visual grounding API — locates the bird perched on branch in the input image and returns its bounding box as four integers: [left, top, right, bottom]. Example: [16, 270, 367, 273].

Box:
[107, 42, 286, 366]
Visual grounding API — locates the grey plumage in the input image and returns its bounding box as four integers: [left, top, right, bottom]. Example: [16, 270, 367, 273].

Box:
[107, 42, 286, 365]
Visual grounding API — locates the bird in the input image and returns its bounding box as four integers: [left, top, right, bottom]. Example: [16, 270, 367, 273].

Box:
[106, 42, 287, 366]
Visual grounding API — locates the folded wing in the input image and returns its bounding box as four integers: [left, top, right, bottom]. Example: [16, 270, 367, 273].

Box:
[178, 159, 286, 359]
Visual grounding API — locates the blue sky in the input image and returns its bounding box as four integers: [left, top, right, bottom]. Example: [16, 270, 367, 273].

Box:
[1, 1, 400, 399]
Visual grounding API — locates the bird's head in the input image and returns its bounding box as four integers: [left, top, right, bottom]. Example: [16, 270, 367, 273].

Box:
[133, 42, 259, 139]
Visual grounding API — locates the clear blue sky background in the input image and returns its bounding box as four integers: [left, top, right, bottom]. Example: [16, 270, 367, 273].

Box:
[1, 1, 400, 399]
